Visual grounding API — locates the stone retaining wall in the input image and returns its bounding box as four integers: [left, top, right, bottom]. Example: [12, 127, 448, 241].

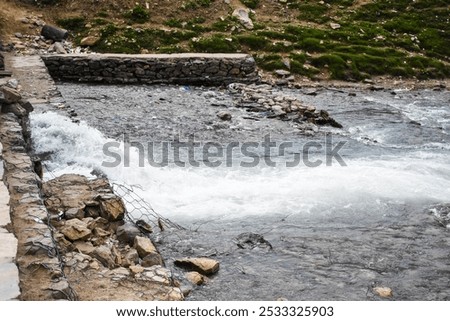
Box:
[0, 100, 75, 300]
[42, 53, 259, 85]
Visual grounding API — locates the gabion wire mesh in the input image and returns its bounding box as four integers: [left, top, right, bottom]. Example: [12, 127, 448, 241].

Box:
[112, 182, 185, 231]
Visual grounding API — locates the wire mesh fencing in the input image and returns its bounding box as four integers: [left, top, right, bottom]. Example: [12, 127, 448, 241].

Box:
[112, 182, 185, 231]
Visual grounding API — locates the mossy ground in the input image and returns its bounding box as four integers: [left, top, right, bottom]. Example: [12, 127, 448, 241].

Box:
[15, 0, 449, 81]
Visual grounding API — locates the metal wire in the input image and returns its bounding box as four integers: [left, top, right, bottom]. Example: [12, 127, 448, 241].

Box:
[112, 182, 185, 231]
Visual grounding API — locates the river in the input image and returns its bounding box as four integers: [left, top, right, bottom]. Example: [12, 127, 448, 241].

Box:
[30, 84, 450, 300]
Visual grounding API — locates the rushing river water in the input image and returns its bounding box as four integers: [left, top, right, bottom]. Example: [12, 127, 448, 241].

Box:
[31, 84, 450, 300]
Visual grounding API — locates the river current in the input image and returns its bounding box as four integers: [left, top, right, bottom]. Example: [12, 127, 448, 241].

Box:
[31, 84, 450, 300]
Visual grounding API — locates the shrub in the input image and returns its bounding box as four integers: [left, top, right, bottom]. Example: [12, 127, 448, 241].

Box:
[241, 0, 260, 9]
[57, 17, 86, 33]
[123, 5, 149, 24]
[191, 35, 239, 53]
[237, 34, 269, 50]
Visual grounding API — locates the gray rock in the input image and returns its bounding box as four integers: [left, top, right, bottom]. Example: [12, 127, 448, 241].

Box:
[117, 223, 142, 244]
[53, 42, 67, 54]
[6, 79, 19, 89]
[49, 280, 71, 300]
[217, 111, 232, 121]
[275, 69, 291, 77]
[330, 22, 341, 30]
[235, 232, 273, 250]
[232, 8, 254, 30]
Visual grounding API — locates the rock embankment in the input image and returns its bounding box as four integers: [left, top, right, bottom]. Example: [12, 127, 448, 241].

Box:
[41, 173, 183, 300]
[42, 53, 259, 86]
[0, 85, 72, 300]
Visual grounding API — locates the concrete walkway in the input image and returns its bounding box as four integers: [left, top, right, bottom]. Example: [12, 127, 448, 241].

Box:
[4, 54, 57, 104]
[0, 142, 20, 300]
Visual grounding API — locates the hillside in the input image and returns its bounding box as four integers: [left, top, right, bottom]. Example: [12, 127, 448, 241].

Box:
[1, 0, 449, 82]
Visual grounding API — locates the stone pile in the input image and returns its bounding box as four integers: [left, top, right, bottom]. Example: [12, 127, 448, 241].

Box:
[9, 16, 89, 55]
[41, 173, 183, 300]
[228, 83, 343, 131]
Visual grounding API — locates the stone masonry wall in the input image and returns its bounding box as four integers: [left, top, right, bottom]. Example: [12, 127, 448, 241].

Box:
[42, 53, 259, 86]
[0, 89, 75, 300]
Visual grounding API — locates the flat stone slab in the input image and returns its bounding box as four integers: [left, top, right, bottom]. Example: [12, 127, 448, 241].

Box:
[0, 178, 11, 226]
[0, 229, 17, 264]
[0, 177, 20, 300]
[0, 263, 20, 300]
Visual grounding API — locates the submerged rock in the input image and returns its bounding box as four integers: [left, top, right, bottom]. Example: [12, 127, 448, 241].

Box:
[235, 232, 273, 250]
[217, 111, 232, 121]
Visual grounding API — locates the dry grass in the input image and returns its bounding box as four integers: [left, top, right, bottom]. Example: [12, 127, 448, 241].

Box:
[0, 0, 34, 37]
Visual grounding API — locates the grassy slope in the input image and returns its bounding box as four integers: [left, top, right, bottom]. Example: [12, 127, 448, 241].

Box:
[3, 0, 450, 81]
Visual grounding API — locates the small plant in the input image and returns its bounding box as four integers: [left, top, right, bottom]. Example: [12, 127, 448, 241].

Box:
[191, 35, 239, 53]
[57, 17, 86, 33]
[182, 0, 214, 10]
[123, 5, 149, 24]
[255, 54, 286, 71]
[237, 34, 269, 50]
[296, 4, 329, 23]
[241, 0, 260, 9]
[165, 18, 183, 28]
[96, 11, 109, 18]
[93, 18, 108, 26]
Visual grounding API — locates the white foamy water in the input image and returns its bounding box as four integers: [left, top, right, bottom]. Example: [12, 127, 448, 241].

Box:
[31, 112, 450, 221]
